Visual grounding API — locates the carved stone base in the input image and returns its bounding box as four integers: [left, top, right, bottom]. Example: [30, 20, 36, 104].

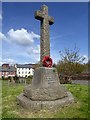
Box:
[23, 84, 67, 101]
[17, 91, 74, 111]
[17, 67, 74, 111]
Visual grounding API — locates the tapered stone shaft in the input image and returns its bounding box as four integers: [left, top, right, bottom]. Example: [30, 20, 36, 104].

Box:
[35, 5, 54, 66]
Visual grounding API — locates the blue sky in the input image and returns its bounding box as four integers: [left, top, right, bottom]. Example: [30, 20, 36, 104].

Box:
[0, 2, 88, 64]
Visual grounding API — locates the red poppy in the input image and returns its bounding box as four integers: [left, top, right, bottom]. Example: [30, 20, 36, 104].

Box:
[42, 56, 53, 67]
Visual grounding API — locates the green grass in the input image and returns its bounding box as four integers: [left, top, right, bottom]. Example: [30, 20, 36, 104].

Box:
[0, 80, 2, 119]
[2, 80, 89, 118]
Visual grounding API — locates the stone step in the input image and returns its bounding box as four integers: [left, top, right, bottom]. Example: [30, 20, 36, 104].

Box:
[17, 91, 74, 111]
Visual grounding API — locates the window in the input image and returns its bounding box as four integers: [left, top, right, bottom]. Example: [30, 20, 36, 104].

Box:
[28, 72, 30, 74]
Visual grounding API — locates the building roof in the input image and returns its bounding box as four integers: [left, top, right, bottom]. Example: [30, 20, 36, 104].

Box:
[16, 64, 33, 68]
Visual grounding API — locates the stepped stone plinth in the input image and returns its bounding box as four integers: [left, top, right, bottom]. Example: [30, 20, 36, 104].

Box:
[17, 67, 74, 111]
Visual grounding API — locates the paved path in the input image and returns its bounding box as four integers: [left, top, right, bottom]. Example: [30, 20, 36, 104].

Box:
[72, 80, 88, 85]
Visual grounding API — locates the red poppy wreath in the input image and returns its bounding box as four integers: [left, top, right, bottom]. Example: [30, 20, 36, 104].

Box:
[42, 56, 53, 67]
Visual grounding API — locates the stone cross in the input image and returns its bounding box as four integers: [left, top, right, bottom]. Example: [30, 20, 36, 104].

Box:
[35, 5, 54, 66]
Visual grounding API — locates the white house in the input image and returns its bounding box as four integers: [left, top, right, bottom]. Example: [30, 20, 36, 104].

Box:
[15, 64, 34, 78]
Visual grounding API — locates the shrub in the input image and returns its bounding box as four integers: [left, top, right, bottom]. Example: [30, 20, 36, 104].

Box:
[26, 75, 33, 84]
[59, 74, 72, 84]
[13, 76, 19, 83]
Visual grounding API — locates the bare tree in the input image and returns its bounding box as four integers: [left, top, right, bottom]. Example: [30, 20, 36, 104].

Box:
[59, 46, 86, 63]
[57, 46, 86, 77]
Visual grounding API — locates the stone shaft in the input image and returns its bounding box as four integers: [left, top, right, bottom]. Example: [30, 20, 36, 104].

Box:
[35, 5, 54, 66]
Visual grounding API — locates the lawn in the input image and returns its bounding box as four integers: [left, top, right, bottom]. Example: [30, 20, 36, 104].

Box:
[0, 80, 2, 119]
[2, 80, 89, 118]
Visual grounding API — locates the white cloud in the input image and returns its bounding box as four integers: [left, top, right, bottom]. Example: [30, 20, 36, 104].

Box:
[0, 28, 40, 64]
[0, 32, 7, 41]
[83, 55, 88, 63]
[0, 56, 17, 65]
[27, 45, 40, 55]
[26, 45, 40, 62]
[7, 28, 40, 46]
[1, 58, 17, 65]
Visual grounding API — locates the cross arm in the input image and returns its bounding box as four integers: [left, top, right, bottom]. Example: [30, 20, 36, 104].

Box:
[48, 16, 54, 25]
[35, 10, 43, 21]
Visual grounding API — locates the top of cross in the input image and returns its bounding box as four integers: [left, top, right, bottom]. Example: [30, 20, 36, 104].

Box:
[35, 5, 54, 25]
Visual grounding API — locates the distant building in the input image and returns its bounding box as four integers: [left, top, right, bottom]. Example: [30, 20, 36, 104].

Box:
[0, 66, 2, 78]
[15, 64, 35, 78]
[0, 63, 37, 79]
[2, 64, 10, 69]
[0, 64, 16, 78]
